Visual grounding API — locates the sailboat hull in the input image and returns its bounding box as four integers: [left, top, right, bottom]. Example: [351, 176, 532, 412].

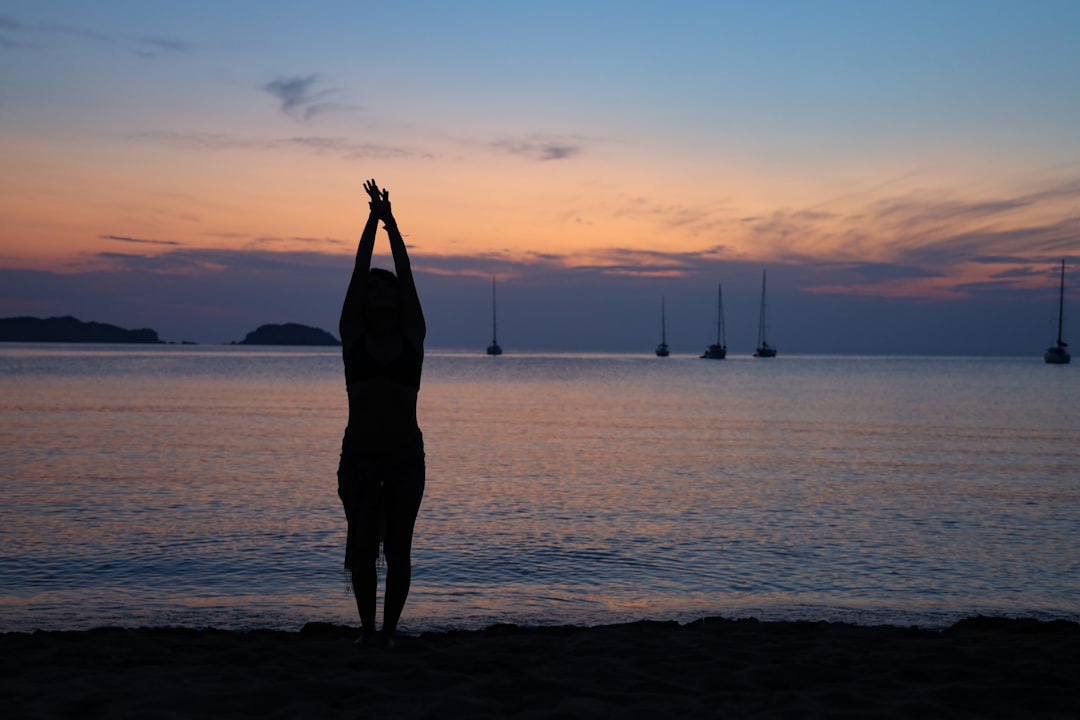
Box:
[753, 346, 777, 358]
[1044, 346, 1070, 364]
[701, 344, 726, 359]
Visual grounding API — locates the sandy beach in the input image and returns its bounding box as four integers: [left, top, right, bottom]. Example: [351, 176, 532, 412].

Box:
[2, 615, 1077, 719]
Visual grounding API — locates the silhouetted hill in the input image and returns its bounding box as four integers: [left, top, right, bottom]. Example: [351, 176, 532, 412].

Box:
[0, 316, 162, 343]
[235, 323, 341, 346]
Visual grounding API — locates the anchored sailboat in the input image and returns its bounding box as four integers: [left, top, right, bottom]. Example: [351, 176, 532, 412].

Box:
[1044, 259, 1070, 364]
[701, 283, 727, 359]
[486, 276, 502, 356]
[655, 296, 670, 357]
[753, 269, 777, 358]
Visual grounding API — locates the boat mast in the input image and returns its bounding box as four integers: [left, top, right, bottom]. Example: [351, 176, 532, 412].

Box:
[485, 275, 503, 355]
[661, 296, 667, 345]
[1056, 259, 1066, 345]
[757, 270, 768, 348]
[717, 283, 725, 347]
[490, 275, 498, 346]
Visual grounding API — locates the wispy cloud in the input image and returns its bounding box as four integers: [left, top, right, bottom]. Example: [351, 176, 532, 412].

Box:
[0, 15, 30, 49]
[130, 35, 192, 58]
[286, 136, 416, 160]
[750, 176, 1080, 256]
[894, 218, 1080, 269]
[247, 235, 350, 252]
[126, 130, 416, 159]
[579, 174, 1074, 301]
[87, 246, 353, 279]
[100, 234, 182, 247]
[0, 15, 190, 57]
[491, 135, 583, 161]
[262, 74, 356, 122]
[603, 195, 731, 240]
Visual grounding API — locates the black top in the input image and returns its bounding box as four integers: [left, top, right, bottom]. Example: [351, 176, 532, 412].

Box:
[344, 333, 422, 390]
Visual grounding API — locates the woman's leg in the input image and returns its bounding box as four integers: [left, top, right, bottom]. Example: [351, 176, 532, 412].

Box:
[380, 438, 425, 644]
[381, 516, 417, 643]
[351, 558, 378, 642]
[340, 445, 382, 643]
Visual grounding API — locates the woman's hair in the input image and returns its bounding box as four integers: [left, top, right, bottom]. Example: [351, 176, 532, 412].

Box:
[369, 267, 398, 286]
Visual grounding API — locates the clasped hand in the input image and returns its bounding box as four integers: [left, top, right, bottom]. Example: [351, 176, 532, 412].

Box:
[364, 178, 393, 223]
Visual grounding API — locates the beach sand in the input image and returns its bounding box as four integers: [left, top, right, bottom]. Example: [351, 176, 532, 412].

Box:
[2, 616, 1077, 719]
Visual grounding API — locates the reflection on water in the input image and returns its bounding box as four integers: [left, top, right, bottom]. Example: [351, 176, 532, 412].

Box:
[1, 346, 1079, 631]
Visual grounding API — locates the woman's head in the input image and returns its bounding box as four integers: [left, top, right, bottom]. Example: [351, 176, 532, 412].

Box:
[365, 268, 400, 318]
[369, 267, 398, 287]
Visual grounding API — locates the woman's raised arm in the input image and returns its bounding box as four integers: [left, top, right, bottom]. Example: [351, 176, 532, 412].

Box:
[379, 189, 426, 343]
[339, 179, 383, 350]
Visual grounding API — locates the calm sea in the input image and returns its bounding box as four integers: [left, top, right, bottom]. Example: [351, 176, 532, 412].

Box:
[1, 345, 1078, 633]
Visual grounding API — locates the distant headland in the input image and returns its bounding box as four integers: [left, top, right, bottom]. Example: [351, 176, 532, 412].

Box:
[0, 316, 162, 343]
[0, 316, 341, 346]
[233, 323, 340, 346]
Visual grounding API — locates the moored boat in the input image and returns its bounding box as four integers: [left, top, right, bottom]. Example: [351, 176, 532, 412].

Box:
[1044, 259, 1070, 364]
[753, 270, 777, 358]
[701, 283, 726, 359]
[486, 276, 502, 356]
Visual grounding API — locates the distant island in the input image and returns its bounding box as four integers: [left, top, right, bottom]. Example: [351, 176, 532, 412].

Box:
[234, 323, 340, 346]
[0, 316, 340, 346]
[0, 316, 162, 343]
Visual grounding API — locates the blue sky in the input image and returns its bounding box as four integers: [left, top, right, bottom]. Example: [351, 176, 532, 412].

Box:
[1, 1, 1078, 353]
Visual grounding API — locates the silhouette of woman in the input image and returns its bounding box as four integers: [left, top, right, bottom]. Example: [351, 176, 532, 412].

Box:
[337, 179, 425, 647]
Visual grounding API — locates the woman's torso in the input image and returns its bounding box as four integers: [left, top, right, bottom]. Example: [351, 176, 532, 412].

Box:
[343, 331, 422, 454]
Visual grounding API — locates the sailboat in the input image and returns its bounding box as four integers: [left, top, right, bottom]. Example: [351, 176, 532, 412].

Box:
[753, 269, 777, 358]
[485, 275, 502, 356]
[701, 283, 727, 359]
[655, 296, 670, 357]
[1044, 258, 1070, 364]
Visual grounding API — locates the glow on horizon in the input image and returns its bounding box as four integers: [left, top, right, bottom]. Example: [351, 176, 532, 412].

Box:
[1, 0, 1079, 341]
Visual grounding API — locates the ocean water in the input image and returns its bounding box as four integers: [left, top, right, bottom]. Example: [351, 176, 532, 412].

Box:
[1, 345, 1078, 633]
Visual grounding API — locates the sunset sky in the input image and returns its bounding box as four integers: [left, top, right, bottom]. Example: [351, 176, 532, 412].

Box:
[2, 1, 1078, 354]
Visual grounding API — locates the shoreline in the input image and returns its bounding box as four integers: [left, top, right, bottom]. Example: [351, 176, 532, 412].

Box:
[3, 615, 1077, 718]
